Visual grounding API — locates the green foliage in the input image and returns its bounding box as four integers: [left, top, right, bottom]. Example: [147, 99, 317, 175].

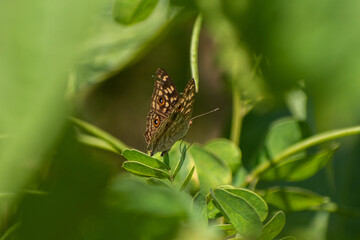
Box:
[2, 0, 360, 239]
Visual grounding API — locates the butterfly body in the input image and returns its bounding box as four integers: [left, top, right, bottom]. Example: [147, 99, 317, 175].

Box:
[144, 68, 195, 156]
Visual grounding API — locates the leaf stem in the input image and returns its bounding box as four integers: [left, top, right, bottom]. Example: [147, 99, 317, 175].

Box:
[230, 85, 242, 146]
[245, 125, 360, 185]
[190, 14, 202, 93]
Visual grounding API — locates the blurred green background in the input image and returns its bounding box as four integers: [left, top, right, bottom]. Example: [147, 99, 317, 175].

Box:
[0, 0, 359, 239]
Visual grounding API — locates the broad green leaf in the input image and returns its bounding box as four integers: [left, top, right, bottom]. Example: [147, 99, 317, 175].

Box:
[260, 211, 286, 240]
[189, 144, 232, 193]
[123, 149, 170, 170]
[261, 147, 337, 182]
[113, 0, 159, 25]
[262, 187, 327, 211]
[211, 188, 262, 239]
[180, 166, 195, 192]
[146, 177, 169, 187]
[220, 186, 268, 222]
[0, 0, 99, 218]
[77, 134, 119, 154]
[122, 161, 170, 179]
[73, 0, 180, 90]
[71, 117, 127, 153]
[205, 138, 242, 173]
[259, 118, 304, 164]
[192, 192, 208, 226]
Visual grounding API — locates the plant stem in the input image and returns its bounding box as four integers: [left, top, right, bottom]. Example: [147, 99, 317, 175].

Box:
[190, 14, 202, 93]
[245, 125, 360, 185]
[230, 85, 242, 146]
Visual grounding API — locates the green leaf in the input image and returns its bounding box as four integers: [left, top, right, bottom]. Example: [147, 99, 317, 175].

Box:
[172, 145, 187, 179]
[262, 187, 327, 211]
[189, 144, 232, 193]
[261, 146, 337, 182]
[207, 200, 222, 219]
[71, 117, 127, 153]
[113, 0, 159, 25]
[260, 211, 286, 240]
[211, 188, 262, 239]
[180, 166, 195, 192]
[77, 134, 119, 154]
[205, 138, 242, 173]
[212, 224, 237, 237]
[192, 192, 208, 226]
[219, 186, 268, 222]
[277, 237, 296, 240]
[259, 118, 304, 164]
[73, 0, 180, 90]
[146, 177, 169, 187]
[285, 87, 307, 121]
[122, 161, 170, 179]
[123, 149, 170, 170]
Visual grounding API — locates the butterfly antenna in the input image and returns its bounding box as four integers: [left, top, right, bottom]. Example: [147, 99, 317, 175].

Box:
[191, 108, 219, 121]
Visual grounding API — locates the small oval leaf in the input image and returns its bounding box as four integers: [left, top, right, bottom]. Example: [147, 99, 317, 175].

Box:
[211, 188, 263, 239]
[122, 161, 170, 179]
[220, 186, 268, 222]
[123, 149, 170, 170]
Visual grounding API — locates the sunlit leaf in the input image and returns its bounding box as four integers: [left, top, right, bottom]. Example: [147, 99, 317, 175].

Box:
[189, 144, 232, 193]
[219, 186, 268, 222]
[180, 166, 195, 192]
[205, 138, 242, 173]
[262, 187, 327, 211]
[260, 211, 286, 240]
[211, 188, 262, 239]
[77, 134, 119, 154]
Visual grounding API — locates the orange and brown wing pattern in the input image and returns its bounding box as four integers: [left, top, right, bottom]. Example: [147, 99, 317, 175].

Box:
[144, 68, 180, 145]
[175, 78, 195, 121]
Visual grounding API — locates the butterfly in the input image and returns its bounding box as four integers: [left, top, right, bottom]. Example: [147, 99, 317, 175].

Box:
[144, 68, 195, 156]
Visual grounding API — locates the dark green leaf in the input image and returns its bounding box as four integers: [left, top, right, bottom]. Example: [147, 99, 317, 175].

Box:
[205, 138, 242, 173]
[122, 161, 170, 179]
[113, 0, 159, 25]
[123, 149, 170, 170]
[180, 166, 195, 192]
[220, 186, 268, 222]
[211, 188, 262, 239]
[193, 192, 207, 226]
[260, 211, 286, 240]
[261, 147, 337, 182]
[189, 144, 231, 193]
[259, 118, 304, 164]
[262, 187, 327, 211]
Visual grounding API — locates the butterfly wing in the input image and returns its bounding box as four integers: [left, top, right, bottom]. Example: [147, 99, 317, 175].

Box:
[144, 68, 180, 146]
[147, 78, 196, 156]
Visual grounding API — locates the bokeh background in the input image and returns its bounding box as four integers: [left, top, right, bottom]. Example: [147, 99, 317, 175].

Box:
[1, 0, 359, 239]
